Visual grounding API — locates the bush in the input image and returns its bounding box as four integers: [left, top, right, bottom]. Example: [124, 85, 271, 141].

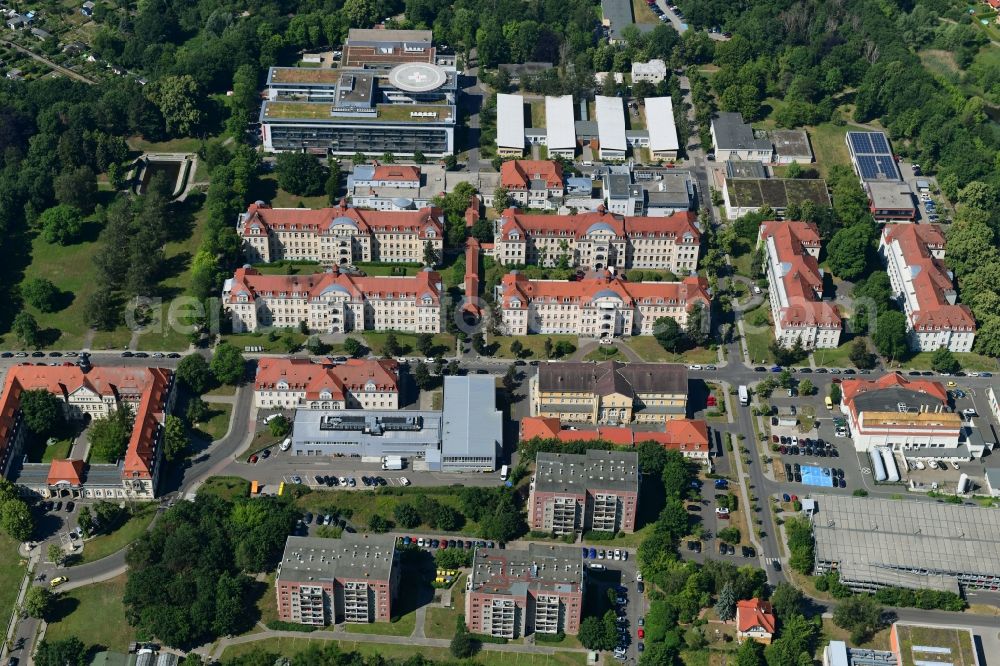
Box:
[534, 631, 566, 643]
[785, 517, 815, 574]
[265, 620, 318, 632]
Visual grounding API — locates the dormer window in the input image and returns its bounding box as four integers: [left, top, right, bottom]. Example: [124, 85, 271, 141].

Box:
[277, 380, 288, 390]
[320, 390, 332, 400]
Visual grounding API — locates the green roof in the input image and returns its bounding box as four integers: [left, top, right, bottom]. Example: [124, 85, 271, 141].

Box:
[269, 67, 342, 84]
[725, 178, 830, 209]
[893, 624, 978, 666]
[262, 102, 454, 123]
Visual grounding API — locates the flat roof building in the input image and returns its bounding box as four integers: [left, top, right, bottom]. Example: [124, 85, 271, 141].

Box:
[631, 59, 667, 84]
[466, 543, 586, 637]
[710, 113, 773, 162]
[889, 623, 981, 666]
[276, 534, 399, 625]
[846, 131, 900, 182]
[811, 494, 1000, 593]
[601, 0, 635, 42]
[290, 375, 500, 472]
[867, 181, 915, 221]
[769, 129, 813, 164]
[595, 96, 627, 160]
[530, 450, 640, 533]
[723, 177, 830, 219]
[545, 95, 577, 158]
[644, 97, 679, 161]
[342, 28, 434, 68]
[497, 93, 526, 157]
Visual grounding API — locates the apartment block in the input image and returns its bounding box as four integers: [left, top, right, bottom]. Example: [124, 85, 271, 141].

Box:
[254, 357, 400, 410]
[465, 543, 585, 638]
[238, 201, 444, 266]
[496, 270, 710, 339]
[529, 450, 640, 534]
[276, 534, 399, 625]
[529, 361, 688, 425]
[490, 206, 700, 273]
[223, 266, 442, 334]
[0, 365, 176, 500]
[879, 224, 976, 353]
[758, 220, 841, 349]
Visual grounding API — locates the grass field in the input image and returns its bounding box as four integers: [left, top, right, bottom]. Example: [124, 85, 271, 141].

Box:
[363, 331, 455, 358]
[354, 263, 422, 277]
[222, 331, 312, 353]
[492, 334, 579, 359]
[251, 174, 331, 209]
[423, 574, 465, 639]
[74, 504, 158, 565]
[805, 123, 859, 179]
[295, 488, 482, 536]
[250, 261, 323, 275]
[191, 403, 233, 442]
[45, 574, 135, 651]
[584, 347, 626, 362]
[817, 617, 890, 654]
[626, 337, 718, 364]
[741, 303, 775, 364]
[198, 475, 251, 501]
[811, 340, 859, 368]
[899, 351, 998, 373]
[0, 534, 26, 636]
[221, 637, 586, 665]
[40, 437, 75, 462]
[127, 136, 206, 154]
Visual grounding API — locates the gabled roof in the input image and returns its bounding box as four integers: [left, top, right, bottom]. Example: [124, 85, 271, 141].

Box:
[254, 357, 399, 399]
[737, 599, 776, 634]
[500, 160, 565, 190]
[519, 417, 709, 453]
[841, 372, 948, 409]
[535, 361, 688, 396]
[239, 202, 443, 239]
[226, 267, 443, 305]
[497, 208, 699, 243]
[760, 221, 841, 329]
[47, 459, 85, 486]
[500, 271, 710, 312]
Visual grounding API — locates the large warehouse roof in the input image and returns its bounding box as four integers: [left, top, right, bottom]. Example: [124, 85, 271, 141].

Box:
[595, 96, 626, 153]
[496, 93, 525, 150]
[645, 97, 679, 153]
[545, 95, 576, 152]
[812, 494, 1000, 591]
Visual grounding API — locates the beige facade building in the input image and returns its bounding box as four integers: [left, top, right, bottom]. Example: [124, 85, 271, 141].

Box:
[223, 266, 442, 334]
[529, 361, 688, 425]
[237, 202, 444, 266]
[254, 357, 400, 410]
[489, 207, 700, 273]
[496, 271, 710, 339]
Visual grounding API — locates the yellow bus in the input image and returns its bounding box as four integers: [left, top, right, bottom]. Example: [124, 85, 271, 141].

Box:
[825, 396, 833, 410]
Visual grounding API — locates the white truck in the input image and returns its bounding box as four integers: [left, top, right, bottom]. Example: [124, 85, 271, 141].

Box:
[382, 455, 404, 470]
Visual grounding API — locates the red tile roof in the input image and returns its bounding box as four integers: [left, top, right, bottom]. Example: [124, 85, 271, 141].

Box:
[881, 225, 976, 333]
[497, 208, 700, 243]
[255, 357, 399, 400]
[47, 459, 85, 486]
[500, 160, 565, 190]
[519, 417, 709, 453]
[226, 266, 443, 305]
[840, 372, 948, 407]
[464, 238, 481, 315]
[759, 221, 841, 329]
[372, 164, 420, 183]
[500, 271, 709, 311]
[737, 599, 776, 634]
[240, 202, 443, 239]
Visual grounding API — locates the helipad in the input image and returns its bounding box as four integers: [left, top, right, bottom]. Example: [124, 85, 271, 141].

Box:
[388, 62, 448, 93]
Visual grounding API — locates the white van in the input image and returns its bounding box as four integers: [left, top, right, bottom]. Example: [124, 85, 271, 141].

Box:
[279, 438, 291, 451]
[263, 414, 280, 425]
[500, 465, 510, 481]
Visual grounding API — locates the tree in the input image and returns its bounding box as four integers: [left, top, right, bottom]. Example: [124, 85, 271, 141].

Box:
[24, 580, 58, 619]
[684, 626, 707, 650]
[21, 278, 61, 313]
[833, 595, 884, 643]
[275, 152, 326, 196]
[931, 348, 960, 374]
[48, 543, 64, 566]
[343, 0, 378, 27]
[714, 581, 737, 621]
[163, 415, 188, 461]
[177, 354, 213, 393]
[450, 625, 478, 658]
[268, 415, 291, 437]
[654, 316, 685, 353]
[493, 185, 511, 214]
[39, 205, 83, 245]
[54, 166, 97, 213]
[827, 224, 875, 281]
[770, 583, 804, 622]
[89, 405, 133, 462]
[393, 503, 420, 529]
[186, 397, 209, 425]
[12, 311, 40, 348]
[367, 514, 390, 533]
[19, 389, 64, 435]
[510, 340, 524, 358]
[0, 499, 34, 541]
[578, 617, 609, 651]
[34, 638, 87, 666]
[798, 379, 815, 396]
[423, 240, 438, 266]
[502, 364, 518, 392]
[735, 638, 766, 666]
[872, 310, 908, 361]
[85, 288, 119, 331]
[685, 303, 709, 346]
[211, 343, 246, 385]
[150, 75, 204, 136]
[829, 383, 841, 405]
[849, 338, 877, 370]
[325, 159, 342, 204]
[381, 333, 401, 358]
[443, 154, 458, 170]
[412, 361, 433, 390]
[77, 506, 94, 537]
[416, 333, 434, 357]
[343, 337, 365, 358]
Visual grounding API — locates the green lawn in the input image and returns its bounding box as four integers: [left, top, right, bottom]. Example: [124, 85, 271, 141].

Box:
[343, 613, 415, 636]
[354, 263, 423, 277]
[251, 260, 323, 275]
[0, 534, 26, 635]
[625, 337, 718, 364]
[585, 347, 626, 362]
[191, 403, 233, 442]
[222, 331, 312, 354]
[251, 173, 332, 209]
[805, 122, 881, 179]
[362, 331, 455, 358]
[811, 340, 859, 368]
[424, 574, 465, 639]
[45, 574, 136, 652]
[529, 100, 546, 128]
[492, 334, 579, 359]
[255, 572, 280, 624]
[741, 303, 775, 364]
[127, 136, 206, 154]
[221, 637, 585, 665]
[198, 475, 251, 501]
[73, 504, 158, 565]
[295, 488, 483, 536]
[900, 352, 998, 373]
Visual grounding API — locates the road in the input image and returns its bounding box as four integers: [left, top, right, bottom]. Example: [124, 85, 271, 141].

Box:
[0, 40, 95, 84]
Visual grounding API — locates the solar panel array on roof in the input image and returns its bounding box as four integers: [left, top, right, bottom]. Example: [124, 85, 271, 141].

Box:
[847, 131, 900, 182]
